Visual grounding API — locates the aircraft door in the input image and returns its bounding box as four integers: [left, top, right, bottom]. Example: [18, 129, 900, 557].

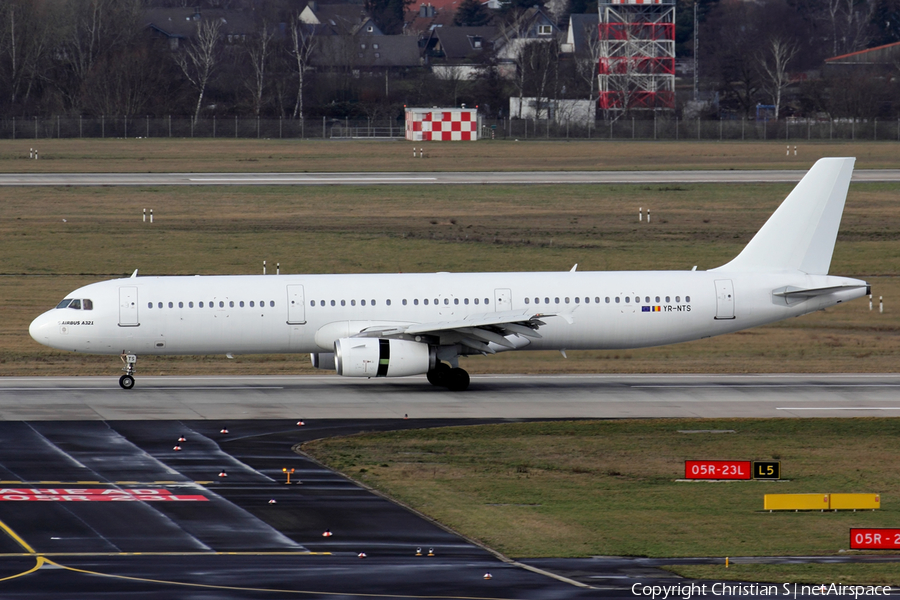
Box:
[714, 279, 735, 320]
[286, 285, 306, 324]
[118, 286, 139, 327]
[494, 288, 511, 311]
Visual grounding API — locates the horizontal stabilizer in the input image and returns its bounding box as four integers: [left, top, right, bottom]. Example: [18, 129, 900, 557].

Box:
[773, 284, 868, 298]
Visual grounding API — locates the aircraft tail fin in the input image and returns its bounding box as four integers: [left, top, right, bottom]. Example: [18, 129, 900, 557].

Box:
[714, 157, 855, 275]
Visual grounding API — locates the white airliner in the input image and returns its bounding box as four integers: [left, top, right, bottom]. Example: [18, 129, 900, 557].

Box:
[30, 157, 869, 391]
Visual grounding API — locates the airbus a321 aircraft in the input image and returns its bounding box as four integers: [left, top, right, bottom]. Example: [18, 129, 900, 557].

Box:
[30, 157, 869, 391]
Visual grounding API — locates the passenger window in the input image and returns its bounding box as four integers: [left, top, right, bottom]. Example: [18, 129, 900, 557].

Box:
[686, 296, 691, 302]
[575, 297, 579, 303]
[414, 299, 419, 305]
[565, 297, 570, 304]
[249, 301, 254, 307]
[83, 299, 93, 310]
[386, 299, 391, 306]
[424, 299, 429, 305]
[474, 298, 479, 305]
[351, 300, 356, 306]
[210, 301, 214, 308]
[484, 298, 489, 305]
[178, 302, 183, 308]
[625, 297, 630, 303]
[270, 301, 275, 307]
[168, 302, 174, 308]
[260, 300, 265, 307]
[605, 297, 610, 303]
[361, 300, 366, 306]
[435, 299, 440, 305]
[230, 301, 235, 308]
[158, 302, 163, 309]
[444, 299, 449, 305]
[148, 302, 153, 309]
[189, 302, 194, 308]
[555, 298, 560, 304]
[240, 301, 244, 307]
[310, 300, 315, 307]
[615, 297, 620, 304]
[595, 297, 600, 303]
[544, 297, 549, 304]
[645, 296, 650, 303]
[199, 302, 204, 308]
[371, 300, 376, 306]
[655, 296, 660, 303]
[636, 297, 641, 304]
[219, 301, 224, 308]
[320, 300, 325, 307]
[465, 298, 469, 305]
[676, 296, 681, 303]
[525, 298, 530, 304]
[454, 298, 459, 305]
[534, 298, 539, 304]
[402, 299, 407, 306]
[666, 296, 670, 303]
[331, 300, 336, 306]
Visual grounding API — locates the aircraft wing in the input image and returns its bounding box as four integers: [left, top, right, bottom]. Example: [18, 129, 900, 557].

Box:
[353, 309, 566, 354]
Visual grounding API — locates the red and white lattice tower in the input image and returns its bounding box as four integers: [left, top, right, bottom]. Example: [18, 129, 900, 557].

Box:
[597, 0, 675, 112]
[405, 108, 479, 141]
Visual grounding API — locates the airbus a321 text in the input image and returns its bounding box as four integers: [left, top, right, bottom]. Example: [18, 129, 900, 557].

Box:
[30, 158, 869, 391]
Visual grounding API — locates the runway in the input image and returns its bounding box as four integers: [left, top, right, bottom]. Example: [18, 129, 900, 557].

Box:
[1, 374, 899, 420]
[1, 169, 899, 186]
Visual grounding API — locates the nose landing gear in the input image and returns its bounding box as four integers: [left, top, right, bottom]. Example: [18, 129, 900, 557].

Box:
[119, 353, 137, 389]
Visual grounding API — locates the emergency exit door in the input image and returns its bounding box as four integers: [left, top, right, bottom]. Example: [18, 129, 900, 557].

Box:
[287, 285, 306, 324]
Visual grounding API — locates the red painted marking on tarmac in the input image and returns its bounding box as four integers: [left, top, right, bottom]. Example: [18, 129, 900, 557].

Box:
[0, 488, 208, 502]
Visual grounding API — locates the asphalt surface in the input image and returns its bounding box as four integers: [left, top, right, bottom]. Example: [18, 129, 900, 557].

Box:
[1, 169, 899, 186]
[0, 418, 598, 599]
[2, 374, 900, 420]
[0, 417, 897, 598]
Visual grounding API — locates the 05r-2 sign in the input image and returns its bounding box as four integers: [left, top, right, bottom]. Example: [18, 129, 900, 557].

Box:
[684, 461, 751, 480]
[850, 529, 900, 549]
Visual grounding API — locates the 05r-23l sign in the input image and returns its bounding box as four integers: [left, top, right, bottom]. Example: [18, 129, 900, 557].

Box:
[683, 461, 782, 480]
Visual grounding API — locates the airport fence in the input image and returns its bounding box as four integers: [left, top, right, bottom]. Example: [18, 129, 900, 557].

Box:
[1, 115, 899, 142]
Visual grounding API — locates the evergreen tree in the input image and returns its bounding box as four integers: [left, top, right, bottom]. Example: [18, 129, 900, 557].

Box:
[454, 0, 492, 26]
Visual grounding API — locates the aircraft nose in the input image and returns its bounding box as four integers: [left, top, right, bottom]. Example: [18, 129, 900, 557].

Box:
[29, 311, 55, 347]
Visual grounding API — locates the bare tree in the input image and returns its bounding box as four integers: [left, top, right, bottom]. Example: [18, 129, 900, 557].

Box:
[176, 17, 223, 123]
[288, 17, 317, 120]
[576, 22, 603, 114]
[0, 0, 52, 109]
[498, 13, 531, 118]
[246, 22, 274, 116]
[758, 37, 799, 119]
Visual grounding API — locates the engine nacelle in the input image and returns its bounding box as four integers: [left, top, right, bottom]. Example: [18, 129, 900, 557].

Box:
[310, 352, 336, 370]
[334, 338, 435, 378]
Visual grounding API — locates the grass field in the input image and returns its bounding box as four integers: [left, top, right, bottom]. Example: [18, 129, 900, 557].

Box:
[1, 173, 897, 376]
[302, 419, 900, 584]
[1, 139, 900, 173]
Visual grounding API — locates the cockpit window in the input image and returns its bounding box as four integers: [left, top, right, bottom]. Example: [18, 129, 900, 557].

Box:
[56, 299, 72, 309]
[83, 299, 93, 310]
[69, 299, 82, 310]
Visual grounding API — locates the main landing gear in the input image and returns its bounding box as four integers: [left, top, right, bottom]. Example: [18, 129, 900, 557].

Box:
[119, 353, 137, 390]
[426, 362, 470, 392]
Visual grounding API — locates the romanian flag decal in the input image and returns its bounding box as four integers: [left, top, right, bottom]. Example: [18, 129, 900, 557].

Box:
[642, 306, 662, 312]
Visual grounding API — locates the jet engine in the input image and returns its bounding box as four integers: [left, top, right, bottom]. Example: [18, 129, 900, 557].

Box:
[334, 338, 435, 378]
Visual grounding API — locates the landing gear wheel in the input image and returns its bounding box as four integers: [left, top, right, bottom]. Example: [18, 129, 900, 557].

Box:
[119, 353, 137, 390]
[426, 362, 450, 387]
[446, 368, 470, 392]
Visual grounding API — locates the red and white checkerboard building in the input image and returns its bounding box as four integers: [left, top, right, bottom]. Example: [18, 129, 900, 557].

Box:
[405, 108, 479, 141]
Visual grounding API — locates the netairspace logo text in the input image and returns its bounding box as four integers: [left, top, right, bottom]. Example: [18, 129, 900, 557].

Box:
[631, 583, 892, 599]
